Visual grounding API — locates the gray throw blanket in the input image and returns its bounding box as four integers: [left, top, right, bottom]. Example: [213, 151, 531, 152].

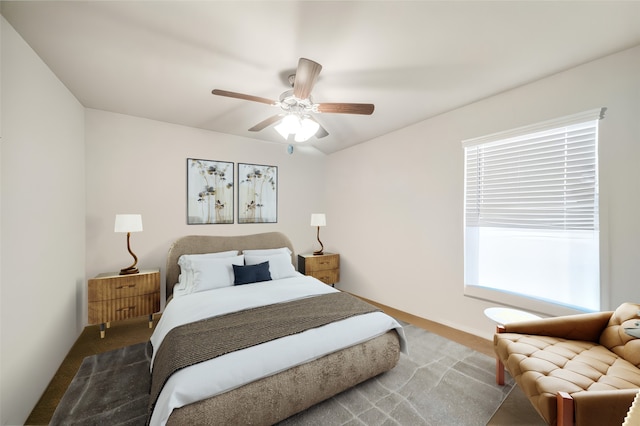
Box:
[148, 291, 380, 418]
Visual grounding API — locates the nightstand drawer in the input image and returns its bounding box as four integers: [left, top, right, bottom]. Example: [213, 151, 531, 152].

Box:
[307, 269, 340, 286]
[89, 293, 160, 324]
[298, 253, 340, 286]
[299, 253, 339, 272]
[88, 270, 159, 301]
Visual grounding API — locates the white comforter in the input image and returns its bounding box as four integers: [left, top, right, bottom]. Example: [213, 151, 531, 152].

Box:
[149, 273, 406, 426]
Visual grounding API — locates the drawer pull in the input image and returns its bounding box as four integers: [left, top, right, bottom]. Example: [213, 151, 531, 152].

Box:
[116, 306, 136, 313]
[116, 284, 137, 289]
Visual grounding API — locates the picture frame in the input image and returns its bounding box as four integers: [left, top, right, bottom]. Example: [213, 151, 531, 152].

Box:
[238, 163, 278, 224]
[187, 158, 234, 224]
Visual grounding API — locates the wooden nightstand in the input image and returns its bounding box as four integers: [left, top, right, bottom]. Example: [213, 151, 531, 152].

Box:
[88, 268, 161, 338]
[298, 253, 340, 286]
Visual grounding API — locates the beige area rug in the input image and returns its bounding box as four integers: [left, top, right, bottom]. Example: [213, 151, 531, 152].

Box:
[487, 385, 546, 425]
[50, 323, 543, 425]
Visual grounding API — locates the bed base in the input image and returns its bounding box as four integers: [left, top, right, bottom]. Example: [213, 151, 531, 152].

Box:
[166, 330, 401, 425]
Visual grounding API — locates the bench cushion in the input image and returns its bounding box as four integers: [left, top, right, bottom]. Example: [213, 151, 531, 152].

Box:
[495, 333, 640, 424]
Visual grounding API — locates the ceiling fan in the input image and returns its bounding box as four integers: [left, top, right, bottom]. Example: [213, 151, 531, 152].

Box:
[212, 58, 375, 142]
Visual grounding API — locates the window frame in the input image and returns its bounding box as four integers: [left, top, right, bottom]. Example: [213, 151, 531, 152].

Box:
[462, 108, 606, 316]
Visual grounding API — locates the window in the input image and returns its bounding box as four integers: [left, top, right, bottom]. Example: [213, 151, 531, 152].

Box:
[463, 108, 605, 313]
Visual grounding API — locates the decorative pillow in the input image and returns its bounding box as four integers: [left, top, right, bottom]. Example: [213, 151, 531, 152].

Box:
[177, 250, 239, 290]
[244, 252, 296, 280]
[233, 262, 272, 285]
[242, 247, 292, 256]
[187, 255, 245, 293]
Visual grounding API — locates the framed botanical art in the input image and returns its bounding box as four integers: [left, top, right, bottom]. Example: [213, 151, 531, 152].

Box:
[238, 163, 278, 223]
[187, 158, 234, 224]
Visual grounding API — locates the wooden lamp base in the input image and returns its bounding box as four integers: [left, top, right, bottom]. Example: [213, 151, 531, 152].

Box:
[119, 266, 139, 275]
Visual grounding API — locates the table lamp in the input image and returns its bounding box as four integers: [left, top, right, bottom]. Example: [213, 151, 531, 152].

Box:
[310, 213, 326, 255]
[114, 214, 143, 275]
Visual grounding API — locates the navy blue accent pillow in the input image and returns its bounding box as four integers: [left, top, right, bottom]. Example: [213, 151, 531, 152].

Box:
[233, 261, 272, 285]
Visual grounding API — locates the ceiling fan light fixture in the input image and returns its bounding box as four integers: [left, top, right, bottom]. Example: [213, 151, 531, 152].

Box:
[283, 113, 301, 132]
[274, 113, 301, 140]
[275, 113, 319, 142]
[274, 121, 290, 140]
[275, 114, 300, 139]
[295, 117, 320, 142]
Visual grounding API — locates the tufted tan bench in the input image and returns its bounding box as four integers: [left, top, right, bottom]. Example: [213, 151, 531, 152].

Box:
[494, 303, 640, 425]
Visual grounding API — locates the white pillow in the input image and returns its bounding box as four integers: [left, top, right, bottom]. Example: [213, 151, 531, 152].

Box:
[176, 273, 188, 290]
[172, 283, 189, 300]
[178, 250, 239, 269]
[177, 250, 239, 289]
[242, 247, 292, 256]
[189, 255, 245, 293]
[244, 252, 296, 280]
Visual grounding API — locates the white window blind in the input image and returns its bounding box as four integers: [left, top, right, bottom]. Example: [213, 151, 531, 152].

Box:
[462, 108, 605, 313]
[464, 108, 605, 231]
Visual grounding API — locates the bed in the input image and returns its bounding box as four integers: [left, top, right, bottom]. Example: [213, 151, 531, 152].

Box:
[149, 232, 405, 426]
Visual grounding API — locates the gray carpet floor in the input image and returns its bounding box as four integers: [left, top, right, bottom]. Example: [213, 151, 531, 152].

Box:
[49, 341, 151, 425]
[50, 323, 519, 425]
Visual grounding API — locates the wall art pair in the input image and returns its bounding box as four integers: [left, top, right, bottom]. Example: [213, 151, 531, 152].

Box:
[186, 158, 277, 225]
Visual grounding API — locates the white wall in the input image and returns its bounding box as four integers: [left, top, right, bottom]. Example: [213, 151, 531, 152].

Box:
[326, 45, 640, 339]
[85, 109, 327, 314]
[1, 17, 85, 425]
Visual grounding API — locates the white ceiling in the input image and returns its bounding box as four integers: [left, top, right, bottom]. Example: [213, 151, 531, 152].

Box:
[3, 1, 640, 154]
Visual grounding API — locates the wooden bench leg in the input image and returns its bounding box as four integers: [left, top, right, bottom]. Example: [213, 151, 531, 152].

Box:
[557, 391, 573, 426]
[495, 325, 506, 385]
[496, 357, 505, 385]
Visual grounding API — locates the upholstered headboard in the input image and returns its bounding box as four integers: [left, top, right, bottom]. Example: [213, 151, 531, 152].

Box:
[165, 232, 295, 300]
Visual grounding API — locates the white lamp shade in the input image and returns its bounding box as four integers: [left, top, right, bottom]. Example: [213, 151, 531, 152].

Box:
[275, 114, 319, 141]
[114, 214, 143, 233]
[275, 114, 302, 140]
[282, 114, 301, 132]
[294, 117, 320, 142]
[310, 213, 326, 227]
[274, 121, 290, 139]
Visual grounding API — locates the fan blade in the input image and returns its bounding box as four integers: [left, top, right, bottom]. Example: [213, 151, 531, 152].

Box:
[308, 116, 329, 138]
[249, 115, 282, 132]
[293, 58, 322, 100]
[212, 89, 276, 106]
[316, 102, 375, 115]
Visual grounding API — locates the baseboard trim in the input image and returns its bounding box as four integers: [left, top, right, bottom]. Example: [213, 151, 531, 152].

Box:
[353, 294, 494, 358]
